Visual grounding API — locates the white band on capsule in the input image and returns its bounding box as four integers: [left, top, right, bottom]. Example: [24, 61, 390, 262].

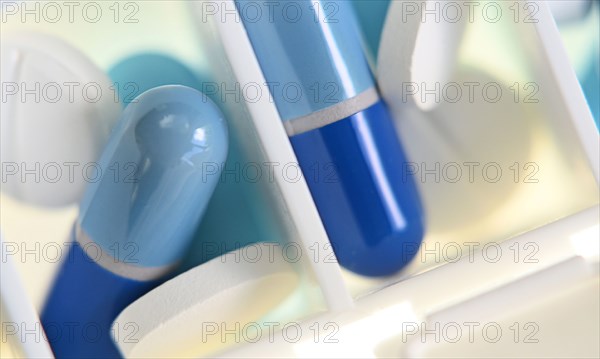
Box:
[283, 87, 380, 137]
[74, 224, 177, 281]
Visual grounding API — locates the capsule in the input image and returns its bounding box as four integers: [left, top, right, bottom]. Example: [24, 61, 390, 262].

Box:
[41, 85, 228, 358]
[236, 0, 424, 276]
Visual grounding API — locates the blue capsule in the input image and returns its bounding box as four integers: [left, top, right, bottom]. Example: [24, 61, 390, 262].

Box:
[237, 0, 425, 276]
[42, 85, 228, 358]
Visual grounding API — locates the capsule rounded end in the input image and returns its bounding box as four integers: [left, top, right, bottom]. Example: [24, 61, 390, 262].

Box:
[290, 100, 425, 277]
[333, 219, 425, 277]
[79, 85, 228, 267]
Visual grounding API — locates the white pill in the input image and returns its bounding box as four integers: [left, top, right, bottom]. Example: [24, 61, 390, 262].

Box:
[1, 32, 120, 207]
[113, 243, 300, 358]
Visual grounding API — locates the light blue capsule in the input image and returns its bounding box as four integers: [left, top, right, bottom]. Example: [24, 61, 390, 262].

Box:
[78, 85, 228, 267]
[108, 53, 285, 271]
[235, 0, 374, 121]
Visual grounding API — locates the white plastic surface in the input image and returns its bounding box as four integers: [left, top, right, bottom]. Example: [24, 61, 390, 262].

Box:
[218, 205, 600, 358]
[0, 232, 54, 358]
[532, 0, 599, 181]
[195, 0, 353, 311]
[405, 258, 599, 358]
[410, 0, 467, 111]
